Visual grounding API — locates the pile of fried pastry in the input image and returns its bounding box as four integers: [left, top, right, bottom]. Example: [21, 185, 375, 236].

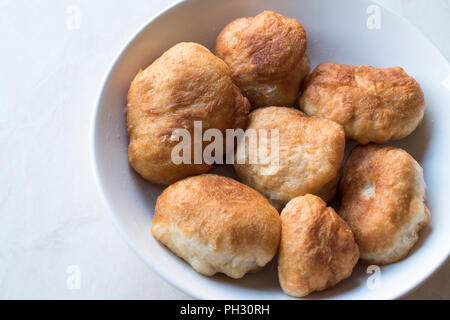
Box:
[126, 11, 430, 298]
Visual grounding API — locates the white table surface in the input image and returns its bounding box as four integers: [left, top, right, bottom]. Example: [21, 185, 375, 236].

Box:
[1, 0, 449, 299]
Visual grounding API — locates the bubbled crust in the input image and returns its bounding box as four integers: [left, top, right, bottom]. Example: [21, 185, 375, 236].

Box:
[299, 62, 426, 144]
[234, 107, 345, 205]
[339, 145, 430, 264]
[151, 174, 281, 279]
[216, 11, 310, 108]
[127, 42, 250, 185]
[278, 195, 360, 298]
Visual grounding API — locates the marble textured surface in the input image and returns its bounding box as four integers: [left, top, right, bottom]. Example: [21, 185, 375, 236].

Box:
[0, 0, 448, 299]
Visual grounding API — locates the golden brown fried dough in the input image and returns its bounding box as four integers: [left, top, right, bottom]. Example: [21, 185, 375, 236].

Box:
[127, 42, 250, 185]
[151, 174, 281, 279]
[300, 62, 425, 144]
[216, 11, 310, 108]
[234, 107, 345, 206]
[278, 194, 360, 298]
[339, 144, 430, 264]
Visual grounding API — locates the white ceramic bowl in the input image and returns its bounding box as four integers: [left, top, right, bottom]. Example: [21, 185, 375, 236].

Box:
[91, 0, 450, 299]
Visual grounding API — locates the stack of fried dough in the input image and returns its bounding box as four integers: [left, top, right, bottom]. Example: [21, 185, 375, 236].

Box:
[126, 11, 430, 298]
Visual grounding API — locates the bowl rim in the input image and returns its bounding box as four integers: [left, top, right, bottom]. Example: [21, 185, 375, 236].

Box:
[90, 0, 450, 300]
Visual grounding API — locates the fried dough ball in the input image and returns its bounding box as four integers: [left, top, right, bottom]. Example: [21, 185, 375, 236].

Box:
[151, 174, 281, 279]
[278, 194, 360, 298]
[233, 107, 345, 206]
[339, 144, 430, 264]
[216, 11, 310, 108]
[127, 42, 250, 185]
[299, 62, 426, 144]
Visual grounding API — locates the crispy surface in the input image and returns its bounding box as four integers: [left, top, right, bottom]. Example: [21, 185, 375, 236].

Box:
[127, 42, 250, 185]
[151, 174, 281, 279]
[278, 194, 359, 298]
[339, 144, 430, 264]
[234, 107, 345, 205]
[299, 62, 425, 144]
[216, 11, 310, 108]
